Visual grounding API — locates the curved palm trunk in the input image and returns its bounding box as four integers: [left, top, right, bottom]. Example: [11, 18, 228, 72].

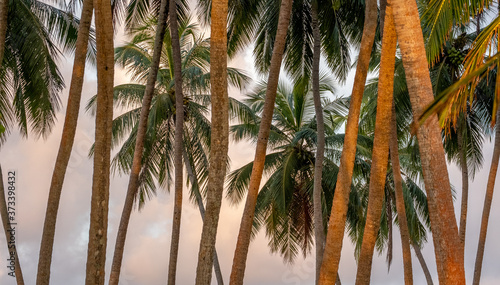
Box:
[167, 0, 185, 282]
[390, 101, 413, 284]
[318, 0, 377, 283]
[457, 120, 469, 250]
[472, 106, 500, 285]
[0, 0, 8, 65]
[84, 0, 114, 283]
[354, 3, 396, 283]
[311, 1, 325, 283]
[411, 241, 434, 285]
[194, 0, 230, 282]
[391, 0, 465, 283]
[184, 151, 224, 285]
[0, 165, 24, 284]
[36, 1, 94, 283]
[107, 1, 168, 284]
[228, 1, 292, 284]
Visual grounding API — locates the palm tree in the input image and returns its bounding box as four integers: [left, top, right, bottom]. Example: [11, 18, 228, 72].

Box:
[0, 0, 8, 65]
[85, 0, 114, 283]
[36, 0, 95, 283]
[391, 0, 466, 283]
[167, 0, 185, 282]
[228, 0, 293, 284]
[319, 0, 377, 283]
[108, 0, 169, 283]
[354, 1, 397, 282]
[87, 16, 249, 285]
[194, 0, 232, 281]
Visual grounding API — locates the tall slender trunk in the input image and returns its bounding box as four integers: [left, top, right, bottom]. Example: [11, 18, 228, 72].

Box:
[85, 0, 114, 283]
[36, 1, 93, 283]
[318, 0, 377, 283]
[354, 3, 396, 283]
[392, 0, 465, 283]
[311, 1, 325, 283]
[0, 165, 24, 284]
[108, 1, 168, 283]
[472, 105, 500, 285]
[228, 1, 292, 284]
[194, 0, 229, 282]
[390, 102, 413, 284]
[167, 0, 184, 282]
[411, 241, 434, 285]
[0, 0, 8, 65]
[457, 119, 469, 251]
[184, 151, 224, 285]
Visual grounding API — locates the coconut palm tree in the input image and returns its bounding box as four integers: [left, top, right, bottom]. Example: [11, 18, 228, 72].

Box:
[85, 0, 114, 283]
[87, 16, 249, 285]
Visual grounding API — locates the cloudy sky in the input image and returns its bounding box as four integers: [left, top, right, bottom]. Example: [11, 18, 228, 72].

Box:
[2, 8, 500, 285]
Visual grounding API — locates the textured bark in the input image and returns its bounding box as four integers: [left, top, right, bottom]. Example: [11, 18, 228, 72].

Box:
[194, 0, 229, 282]
[392, 0, 465, 283]
[390, 101, 413, 284]
[354, 3, 396, 282]
[84, 0, 114, 283]
[167, 0, 185, 282]
[36, 1, 93, 283]
[311, 1, 325, 283]
[0, 165, 24, 284]
[472, 104, 500, 285]
[108, 0, 168, 284]
[184, 151, 224, 285]
[411, 241, 434, 285]
[457, 122, 469, 250]
[0, 0, 8, 65]
[318, 0, 377, 283]
[228, 0, 292, 284]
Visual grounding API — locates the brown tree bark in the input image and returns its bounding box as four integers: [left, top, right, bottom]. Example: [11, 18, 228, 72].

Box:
[184, 151, 224, 285]
[472, 102, 500, 285]
[228, 0, 292, 284]
[457, 121, 469, 251]
[318, 0, 377, 283]
[107, 0, 168, 283]
[0, 165, 24, 284]
[311, 1, 325, 283]
[194, 0, 229, 282]
[354, 2, 396, 283]
[167, 0, 185, 282]
[84, 0, 114, 283]
[36, 1, 94, 283]
[392, 0, 466, 283]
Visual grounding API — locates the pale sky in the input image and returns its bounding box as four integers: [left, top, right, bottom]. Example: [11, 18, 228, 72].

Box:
[2, 12, 500, 285]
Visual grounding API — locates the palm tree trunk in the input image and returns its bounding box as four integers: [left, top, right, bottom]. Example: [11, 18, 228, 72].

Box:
[36, 1, 93, 283]
[457, 120, 469, 251]
[85, 0, 114, 283]
[391, 0, 465, 283]
[0, 0, 8, 65]
[411, 241, 434, 285]
[184, 151, 224, 285]
[311, 1, 325, 284]
[390, 102, 413, 284]
[167, 0, 185, 282]
[354, 3, 396, 283]
[228, 1, 292, 284]
[472, 104, 500, 285]
[318, 0, 377, 283]
[194, 0, 230, 282]
[108, 1, 168, 283]
[0, 165, 24, 284]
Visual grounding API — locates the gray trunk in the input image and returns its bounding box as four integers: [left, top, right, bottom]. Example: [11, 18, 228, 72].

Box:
[411, 241, 434, 285]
